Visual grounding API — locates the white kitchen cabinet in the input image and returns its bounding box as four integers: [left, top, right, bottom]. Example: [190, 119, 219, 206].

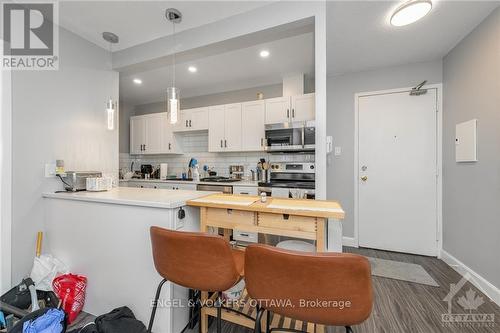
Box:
[130, 116, 146, 154]
[291, 93, 315, 122]
[265, 93, 315, 124]
[265, 97, 290, 124]
[208, 105, 226, 152]
[242, 100, 266, 151]
[174, 107, 209, 132]
[233, 186, 258, 195]
[224, 103, 242, 151]
[208, 104, 242, 152]
[130, 113, 182, 155]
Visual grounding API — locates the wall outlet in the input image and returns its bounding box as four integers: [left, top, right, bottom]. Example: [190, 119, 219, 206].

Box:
[334, 146, 342, 156]
[44, 163, 56, 177]
[326, 136, 333, 153]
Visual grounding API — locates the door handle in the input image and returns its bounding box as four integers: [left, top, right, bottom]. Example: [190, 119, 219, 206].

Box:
[143, 144, 146, 151]
[168, 143, 171, 150]
[261, 138, 263, 146]
[361, 176, 368, 182]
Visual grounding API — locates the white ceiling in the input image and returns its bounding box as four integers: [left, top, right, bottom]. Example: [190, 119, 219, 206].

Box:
[326, 1, 499, 76]
[59, 1, 272, 50]
[119, 32, 314, 105]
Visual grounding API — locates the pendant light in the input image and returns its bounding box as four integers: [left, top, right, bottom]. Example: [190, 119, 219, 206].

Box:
[165, 8, 182, 125]
[102, 31, 119, 130]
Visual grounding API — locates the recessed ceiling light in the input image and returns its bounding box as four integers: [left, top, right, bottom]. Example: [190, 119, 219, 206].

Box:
[260, 50, 270, 58]
[390, 0, 432, 27]
[188, 66, 197, 73]
[133, 78, 142, 85]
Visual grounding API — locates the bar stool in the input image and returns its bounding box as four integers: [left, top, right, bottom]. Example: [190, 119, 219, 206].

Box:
[148, 227, 245, 333]
[245, 244, 373, 333]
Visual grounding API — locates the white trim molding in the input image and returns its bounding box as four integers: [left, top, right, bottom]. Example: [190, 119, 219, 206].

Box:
[342, 237, 358, 248]
[441, 250, 500, 307]
[353, 84, 443, 256]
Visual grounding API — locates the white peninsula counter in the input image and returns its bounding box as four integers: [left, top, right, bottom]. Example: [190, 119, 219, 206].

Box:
[42, 187, 213, 333]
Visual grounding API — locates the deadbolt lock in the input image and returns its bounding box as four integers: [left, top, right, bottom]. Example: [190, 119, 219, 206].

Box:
[361, 176, 368, 182]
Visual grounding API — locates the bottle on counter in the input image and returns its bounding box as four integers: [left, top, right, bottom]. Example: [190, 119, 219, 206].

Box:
[193, 165, 200, 182]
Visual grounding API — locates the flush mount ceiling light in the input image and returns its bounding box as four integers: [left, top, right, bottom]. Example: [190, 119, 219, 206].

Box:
[102, 31, 119, 131]
[133, 78, 142, 85]
[390, 0, 432, 27]
[188, 66, 197, 73]
[260, 50, 270, 58]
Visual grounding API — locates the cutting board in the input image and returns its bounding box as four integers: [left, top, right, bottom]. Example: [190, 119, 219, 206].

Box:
[190, 194, 259, 206]
[266, 198, 345, 213]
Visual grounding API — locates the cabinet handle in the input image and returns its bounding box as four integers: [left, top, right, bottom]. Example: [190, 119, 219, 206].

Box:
[189, 120, 192, 127]
[287, 109, 290, 118]
[292, 108, 295, 118]
[261, 138, 263, 146]
[224, 139, 227, 148]
[168, 143, 171, 150]
[143, 144, 146, 151]
[220, 140, 223, 148]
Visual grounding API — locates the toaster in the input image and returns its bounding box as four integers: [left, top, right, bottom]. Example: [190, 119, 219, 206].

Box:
[60, 171, 102, 192]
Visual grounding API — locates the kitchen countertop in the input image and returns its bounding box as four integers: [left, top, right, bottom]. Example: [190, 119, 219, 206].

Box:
[43, 187, 215, 209]
[118, 179, 259, 187]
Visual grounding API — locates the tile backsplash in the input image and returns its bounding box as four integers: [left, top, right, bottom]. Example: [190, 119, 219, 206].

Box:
[119, 132, 314, 178]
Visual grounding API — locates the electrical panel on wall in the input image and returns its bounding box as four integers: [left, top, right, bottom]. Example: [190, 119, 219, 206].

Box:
[455, 119, 477, 162]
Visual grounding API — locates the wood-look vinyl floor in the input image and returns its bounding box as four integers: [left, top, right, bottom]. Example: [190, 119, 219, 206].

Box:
[186, 247, 500, 333]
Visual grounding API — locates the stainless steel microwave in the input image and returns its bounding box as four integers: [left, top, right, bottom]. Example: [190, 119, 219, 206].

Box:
[264, 121, 315, 153]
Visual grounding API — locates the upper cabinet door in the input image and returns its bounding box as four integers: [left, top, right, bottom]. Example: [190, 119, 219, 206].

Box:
[291, 93, 315, 122]
[190, 107, 209, 130]
[224, 103, 242, 151]
[242, 100, 265, 151]
[130, 116, 146, 154]
[265, 97, 290, 124]
[208, 105, 226, 152]
[159, 113, 182, 154]
[144, 113, 164, 154]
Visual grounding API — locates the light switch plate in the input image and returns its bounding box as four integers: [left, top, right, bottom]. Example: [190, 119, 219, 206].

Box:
[44, 163, 56, 177]
[326, 136, 333, 153]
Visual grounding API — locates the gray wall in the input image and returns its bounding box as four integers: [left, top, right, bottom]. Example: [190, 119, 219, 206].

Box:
[11, 28, 119, 282]
[442, 8, 500, 288]
[326, 60, 443, 238]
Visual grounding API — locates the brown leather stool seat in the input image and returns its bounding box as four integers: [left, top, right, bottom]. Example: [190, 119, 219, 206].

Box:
[245, 244, 373, 333]
[148, 227, 244, 333]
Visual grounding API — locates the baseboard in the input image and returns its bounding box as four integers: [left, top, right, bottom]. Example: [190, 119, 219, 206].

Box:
[342, 236, 358, 248]
[440, 249, 500, 307]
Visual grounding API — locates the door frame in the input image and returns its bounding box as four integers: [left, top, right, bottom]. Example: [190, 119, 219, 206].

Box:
[353, 84, 443, 257]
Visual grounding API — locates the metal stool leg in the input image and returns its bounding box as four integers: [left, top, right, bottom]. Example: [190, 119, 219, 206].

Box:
[345, 326, 353, 333]
[254, 305, 265, 333]
[147, 279, 168, 333]
[266, 310, 271, 333]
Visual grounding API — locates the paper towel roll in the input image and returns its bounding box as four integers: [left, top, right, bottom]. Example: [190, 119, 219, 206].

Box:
[160, 163, 168, 180]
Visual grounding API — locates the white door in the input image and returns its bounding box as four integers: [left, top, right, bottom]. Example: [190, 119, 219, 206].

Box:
[291, 93, 315, 122]
[144, 114, 163, 154]
[224, 103, 242, 151]
[190, 107, 209, 130]
[130, 116, 146, 154]
[265, 97, 290, 124]
[242, 100, 265, 151]
[358, 89, 438, 256]
[208, 105, 225, 152]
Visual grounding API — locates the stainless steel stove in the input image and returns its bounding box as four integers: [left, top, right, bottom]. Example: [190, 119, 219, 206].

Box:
[258, 163, 315, 199]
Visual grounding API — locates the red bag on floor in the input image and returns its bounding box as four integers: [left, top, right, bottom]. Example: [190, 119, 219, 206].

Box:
[52, 273, 87, 323]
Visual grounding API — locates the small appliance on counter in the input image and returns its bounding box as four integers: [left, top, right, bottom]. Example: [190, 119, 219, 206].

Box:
[140, 164, 153, 179]
[58, 171, 102, 192]
[86, 177, 112, 192]
[160, 163, 168, 180]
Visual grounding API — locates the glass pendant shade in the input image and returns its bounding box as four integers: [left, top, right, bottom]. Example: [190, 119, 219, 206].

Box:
[106, 99, 115, 130]
[167, 87, 180, 124]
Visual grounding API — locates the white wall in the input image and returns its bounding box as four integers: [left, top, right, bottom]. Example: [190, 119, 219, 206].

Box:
[10, 27, 119, 283]
[326, 60, 443, 238]
[442, 8, 500, 289]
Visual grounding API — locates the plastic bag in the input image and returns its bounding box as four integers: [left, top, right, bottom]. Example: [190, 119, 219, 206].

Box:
[30, 255, 69, 292]
[52, 274, 87, 324]
[22, 308, 65, 333]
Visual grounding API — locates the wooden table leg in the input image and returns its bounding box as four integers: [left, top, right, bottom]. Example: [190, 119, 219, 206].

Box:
[200, 207, 207, 232]
[316, 218, 326, 252]
[200, 291, 208, 333]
